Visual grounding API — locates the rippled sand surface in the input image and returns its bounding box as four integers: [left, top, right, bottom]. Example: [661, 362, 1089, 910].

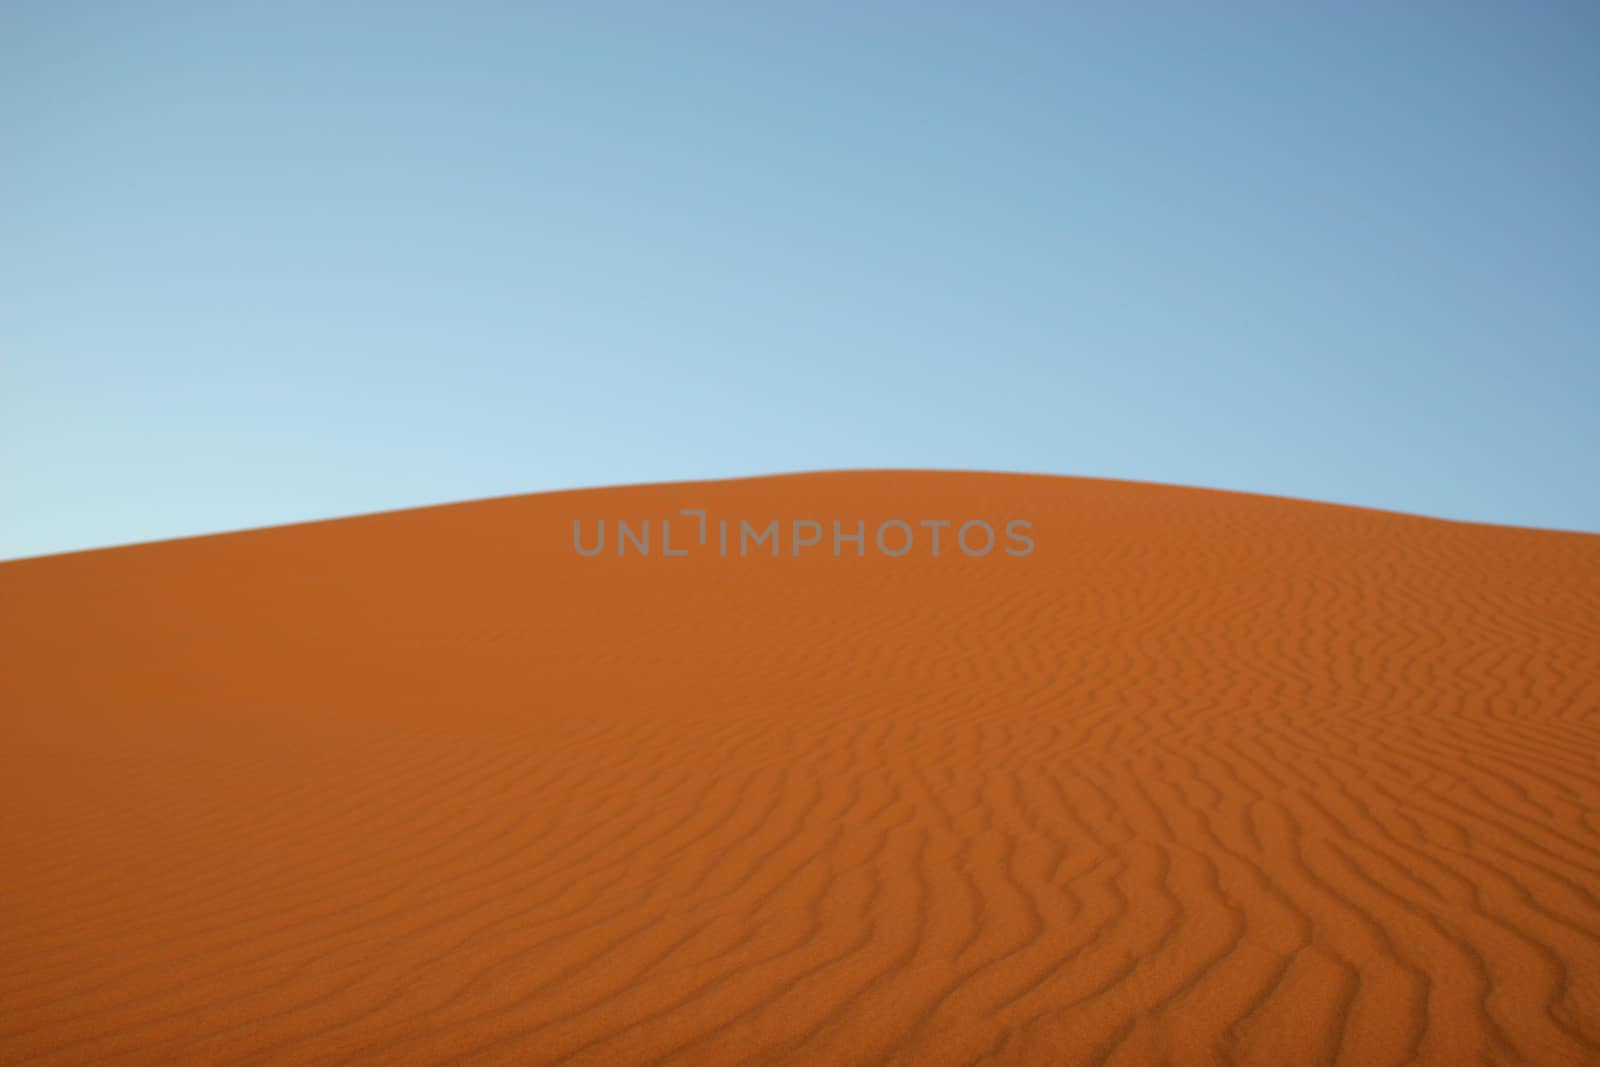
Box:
[3, 471, 1598, 1065]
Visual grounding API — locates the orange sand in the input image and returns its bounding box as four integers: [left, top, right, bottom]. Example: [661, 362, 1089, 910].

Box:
[3, 471, 1599, 1066]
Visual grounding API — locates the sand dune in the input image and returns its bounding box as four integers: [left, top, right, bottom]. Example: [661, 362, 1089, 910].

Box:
[3, 471, 1599, 1066]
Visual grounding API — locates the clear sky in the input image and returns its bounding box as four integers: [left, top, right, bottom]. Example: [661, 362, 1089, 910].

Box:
[4, 4, 1597, 559]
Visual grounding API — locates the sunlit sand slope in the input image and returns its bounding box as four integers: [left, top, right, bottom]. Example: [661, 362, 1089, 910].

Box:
[3, 471, 1599, 1065]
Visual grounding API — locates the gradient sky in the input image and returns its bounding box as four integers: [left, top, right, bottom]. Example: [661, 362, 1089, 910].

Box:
[4, 4, 1597, 559]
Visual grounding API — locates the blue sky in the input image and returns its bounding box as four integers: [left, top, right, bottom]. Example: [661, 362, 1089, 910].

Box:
[4, 4, 1597, 559]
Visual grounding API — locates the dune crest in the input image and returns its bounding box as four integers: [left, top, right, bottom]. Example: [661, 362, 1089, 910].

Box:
[3, 471, 1599, 1066]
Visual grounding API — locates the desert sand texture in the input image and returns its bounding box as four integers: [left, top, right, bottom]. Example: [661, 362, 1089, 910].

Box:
[3, 470, 1599, 1066]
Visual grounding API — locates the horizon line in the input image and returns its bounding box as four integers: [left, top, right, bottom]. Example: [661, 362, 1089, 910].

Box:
[4, 467, 1595, 566]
